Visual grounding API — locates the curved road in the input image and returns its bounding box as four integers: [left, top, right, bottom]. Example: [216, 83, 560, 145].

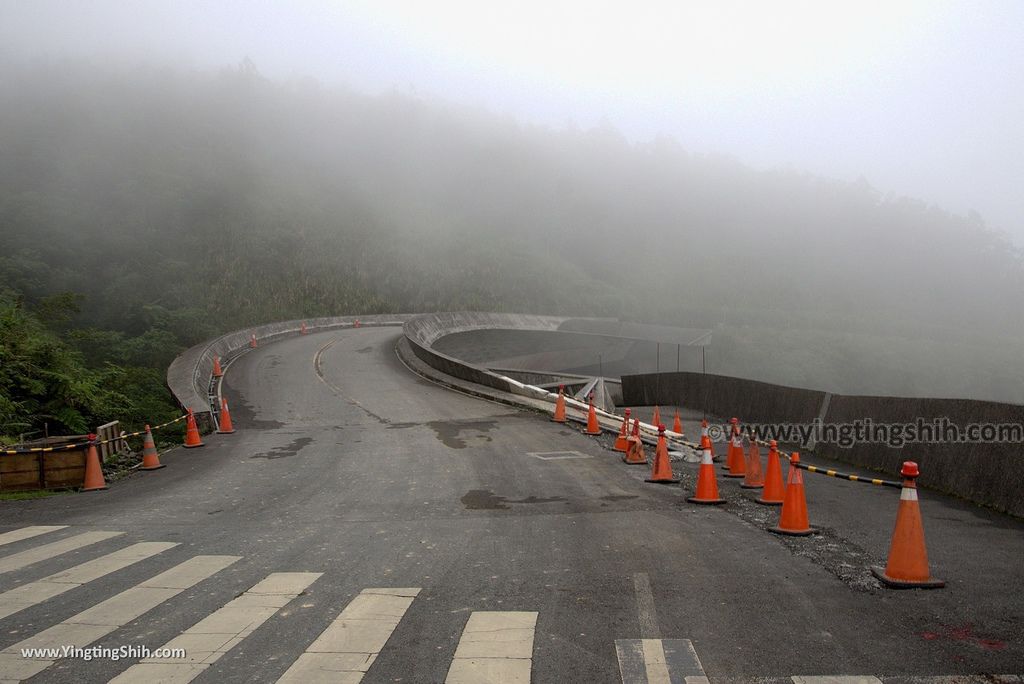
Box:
[0, 327, 1021, 682]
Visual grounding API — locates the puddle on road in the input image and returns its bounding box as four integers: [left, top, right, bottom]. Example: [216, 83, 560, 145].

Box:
[460, 489, 567, 510]
[386, 419, 498, 449]
[428, 420, 497, 449]
[251, 436, 314, 459]
[226, 395, 286, 430]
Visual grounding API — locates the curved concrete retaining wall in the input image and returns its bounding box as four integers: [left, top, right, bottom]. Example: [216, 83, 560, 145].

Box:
[167, 315, 414, 430]
[402, 312, 577, 395]
[622, 371, 1024, 517]
[431, 328, 709, 379]
[404, 312, 569, 347]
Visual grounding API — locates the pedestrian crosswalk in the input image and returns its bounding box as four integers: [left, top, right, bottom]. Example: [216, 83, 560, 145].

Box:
[0, 541, 177, 620]
[0, 525, 1017, 683]
[0, 552, 240, 681]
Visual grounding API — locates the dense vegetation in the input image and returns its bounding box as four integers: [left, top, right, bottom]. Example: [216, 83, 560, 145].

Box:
[2, 58, 1022, 440]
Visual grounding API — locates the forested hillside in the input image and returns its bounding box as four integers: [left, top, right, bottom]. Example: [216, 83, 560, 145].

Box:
[2, 58, 1022, 439]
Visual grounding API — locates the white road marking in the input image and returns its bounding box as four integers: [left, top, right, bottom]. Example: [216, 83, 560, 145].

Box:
[0, 541, 177, 620]
[445, 611, 538, 684]
[276, 587, 420, 683]
[641, 639, 672, 684]
[110, 571, 321, 684]
[0, 555, 240, 681]
[0, 530, 123, 575]
[527, 451, 592, 460]
[0, 526, 67, 547]
[633, 573, 660, 639]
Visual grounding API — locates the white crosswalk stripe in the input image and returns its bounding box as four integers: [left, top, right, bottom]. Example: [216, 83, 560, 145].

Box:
[446, 611, 538, 684]
[0, 526, 67, 547]
[276, 587, 420, 683]
[0, 530, 123, 575]
[0, 554, 239, 682]
[111, 571, 321, 684]
[0, 541, 177, 620]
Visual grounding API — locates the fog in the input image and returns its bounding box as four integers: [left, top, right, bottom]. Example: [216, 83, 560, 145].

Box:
[4, 1, 1022, 242]
[1, 1, 1023, 421]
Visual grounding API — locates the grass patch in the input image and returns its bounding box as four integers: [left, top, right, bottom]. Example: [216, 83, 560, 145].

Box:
[0, 488, 71, 502]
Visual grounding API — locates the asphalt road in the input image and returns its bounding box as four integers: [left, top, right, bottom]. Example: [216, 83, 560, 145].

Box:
[0, 327, 1021, 683]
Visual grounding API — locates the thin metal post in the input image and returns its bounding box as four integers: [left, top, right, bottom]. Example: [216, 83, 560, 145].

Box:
[702, 345, 707, 420]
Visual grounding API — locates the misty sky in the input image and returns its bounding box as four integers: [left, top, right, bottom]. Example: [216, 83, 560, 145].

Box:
[2, 1, 1022, 244]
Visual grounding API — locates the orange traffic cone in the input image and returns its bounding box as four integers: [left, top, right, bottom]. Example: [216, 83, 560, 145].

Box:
[741, 439, 764, 489]
[139, 426, 166, 470]
[700, 419, 719, 461]
[212, 355, 224, 378]
[872, 462, 945, 589]
[770, 452, 817, 536]
[687, 441, 724, 504]
[613, 408, 632, 452]
[723, 419, 746, 477]
[551, 385, 567, 423]
[672, 409, 683, 435]
[651, 405, 661, 427]
[756, 440, 785, 505]
[81, 435, 108, 492]
[300, 322, 307, 334]
[217, 398, 236, 434]
[623, 419, 647, 464]
[645, 425, 680, 484]
[250, 334, 257, 349]
[583, 398, 601, 435]
[183, 408, 204, 448]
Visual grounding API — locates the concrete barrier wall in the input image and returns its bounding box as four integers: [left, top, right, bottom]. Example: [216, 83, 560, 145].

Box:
[404, 312, 567, 347]
[822, 395, 1024, 517]
[167, 315, 414, 430]
[402, 313, 575, 398]
[402, 313, 620, 407]
[622, 372, 827, 425]
[430, 328, 707, 379]
[405, 338, 515, 394]
[622, 371, 1024, 517]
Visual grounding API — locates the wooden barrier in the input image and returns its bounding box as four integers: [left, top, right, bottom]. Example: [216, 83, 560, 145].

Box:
[0, 436, 89, 491]
[96, 421, 128, 463]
